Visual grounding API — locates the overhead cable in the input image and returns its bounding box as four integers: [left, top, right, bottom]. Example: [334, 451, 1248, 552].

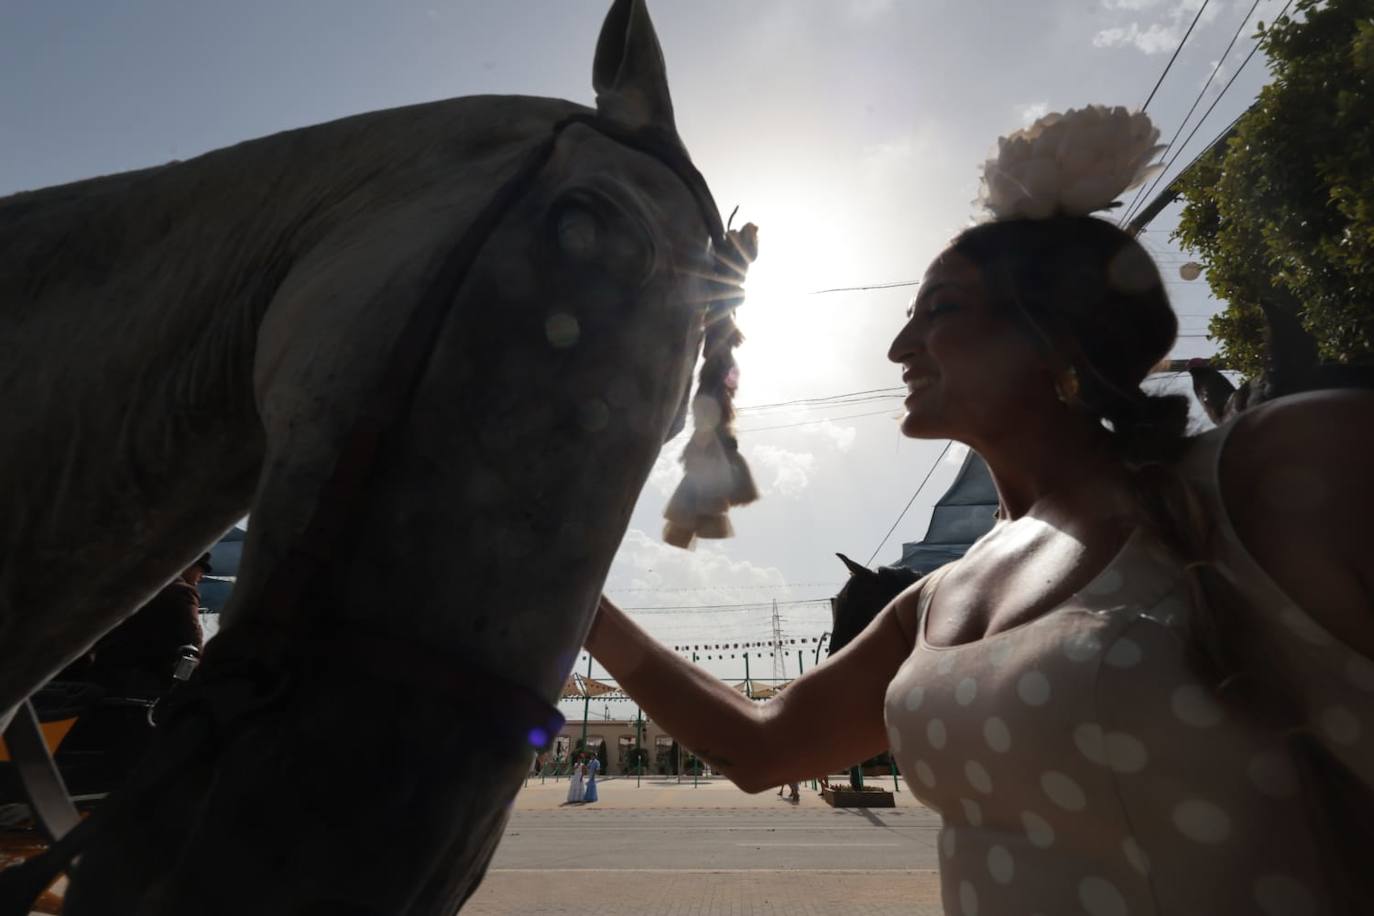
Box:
[864, 440, 955, 566]
[1139, 0, 1213, 112]
[1124, 0, 1294, 232]
[1121, 0, 1266, 225]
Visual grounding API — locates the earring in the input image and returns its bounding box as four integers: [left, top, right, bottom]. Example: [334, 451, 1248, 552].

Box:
[1055, 367, 1080, 405]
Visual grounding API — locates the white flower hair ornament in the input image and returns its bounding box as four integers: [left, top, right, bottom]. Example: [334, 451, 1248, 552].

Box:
[976, 105, 1165, 221]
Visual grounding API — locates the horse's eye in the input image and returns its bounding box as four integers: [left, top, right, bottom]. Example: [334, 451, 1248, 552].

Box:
[547, 187, 656, 287]
[556, 205, 601, 258]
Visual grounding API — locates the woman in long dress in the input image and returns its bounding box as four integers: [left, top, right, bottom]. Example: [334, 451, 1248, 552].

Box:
[565, 756, 585, 804]
[583, 754, 600, 803]
[586, 107, 1374, 913]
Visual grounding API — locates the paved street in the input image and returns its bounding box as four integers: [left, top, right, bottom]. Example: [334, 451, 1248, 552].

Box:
[462, 778, 944, 914]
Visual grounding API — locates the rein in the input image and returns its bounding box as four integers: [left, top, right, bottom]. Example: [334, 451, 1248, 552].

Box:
[0, 110, 730, 912]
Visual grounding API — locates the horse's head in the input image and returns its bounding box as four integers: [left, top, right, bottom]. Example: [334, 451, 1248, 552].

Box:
[828, 553, 921, 656]
[348, 0, 755, 676]
[232, 0, 754, 692]
[42, 5, 762, 913]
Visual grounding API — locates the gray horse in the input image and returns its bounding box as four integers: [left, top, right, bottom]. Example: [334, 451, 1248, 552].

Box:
[0, 1, 754, 911]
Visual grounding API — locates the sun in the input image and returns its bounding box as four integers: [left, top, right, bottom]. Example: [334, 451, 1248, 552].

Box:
[728, 204, 870, 403]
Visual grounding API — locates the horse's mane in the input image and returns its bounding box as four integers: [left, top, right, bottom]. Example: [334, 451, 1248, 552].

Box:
[0, 95, 584, 318]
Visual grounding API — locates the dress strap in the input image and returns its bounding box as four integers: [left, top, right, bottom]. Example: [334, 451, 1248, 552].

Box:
[916, 564, 958, 626]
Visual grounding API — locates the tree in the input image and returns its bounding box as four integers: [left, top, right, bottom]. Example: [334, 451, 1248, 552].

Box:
[1173, 0, 1374, 377]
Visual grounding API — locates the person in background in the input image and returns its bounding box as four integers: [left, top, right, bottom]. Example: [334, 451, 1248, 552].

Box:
[583, 753, 601, 803]
[565, 753, 585, 804]
[86, 553, 209, 697]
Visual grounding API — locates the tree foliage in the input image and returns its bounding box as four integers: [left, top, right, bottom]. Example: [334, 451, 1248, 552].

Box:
[1173, 0, 1374, 376]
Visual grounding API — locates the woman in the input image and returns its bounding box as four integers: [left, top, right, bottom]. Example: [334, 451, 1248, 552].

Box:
[584, 753, 601, 803]
[590, 109, 1374, 913]
[565, 754, 585, 805]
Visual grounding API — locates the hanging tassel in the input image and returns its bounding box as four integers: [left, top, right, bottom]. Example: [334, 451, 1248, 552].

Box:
[663, 222, 760, 548]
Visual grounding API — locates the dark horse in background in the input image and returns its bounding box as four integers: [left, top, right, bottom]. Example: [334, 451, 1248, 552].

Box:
[0, 1, 756, 912]
[828, 554, 920, 789]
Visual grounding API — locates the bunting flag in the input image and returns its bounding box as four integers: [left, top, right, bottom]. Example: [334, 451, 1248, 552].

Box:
[670, 636, 821, 651]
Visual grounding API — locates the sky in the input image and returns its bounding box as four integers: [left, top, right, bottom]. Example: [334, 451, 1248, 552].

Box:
[4, 0, 1283, 720]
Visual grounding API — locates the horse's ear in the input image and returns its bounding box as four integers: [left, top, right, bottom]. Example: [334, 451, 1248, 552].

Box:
[835, 553, 870, 578]
[592, 0, 678, 136]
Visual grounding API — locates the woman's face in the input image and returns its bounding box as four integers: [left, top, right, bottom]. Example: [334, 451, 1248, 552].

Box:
[887, 248, 1056, 442]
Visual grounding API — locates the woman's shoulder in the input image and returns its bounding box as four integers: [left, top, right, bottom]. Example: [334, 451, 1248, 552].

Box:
[1214, 389, 1374, 656]
[1228, 388, 1374, 455]
[1218, 390, 1373, 519]
[889, 561, 961, 641]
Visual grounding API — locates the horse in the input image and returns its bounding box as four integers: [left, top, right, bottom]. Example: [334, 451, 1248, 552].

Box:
[824, 554, 920, 792]
[828, 554, 921, 657]
[0, 1, 755, 912]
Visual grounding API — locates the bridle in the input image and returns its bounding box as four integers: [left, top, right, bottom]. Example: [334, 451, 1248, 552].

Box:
[0, 110, 731, 908]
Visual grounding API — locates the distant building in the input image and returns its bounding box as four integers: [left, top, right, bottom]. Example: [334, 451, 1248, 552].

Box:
[550, 717, 707, 776]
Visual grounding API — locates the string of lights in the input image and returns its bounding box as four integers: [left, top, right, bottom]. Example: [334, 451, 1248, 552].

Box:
[605, 581, 844, 593]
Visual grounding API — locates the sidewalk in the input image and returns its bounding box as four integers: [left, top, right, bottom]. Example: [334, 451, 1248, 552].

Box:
[513, 774, 924, 811]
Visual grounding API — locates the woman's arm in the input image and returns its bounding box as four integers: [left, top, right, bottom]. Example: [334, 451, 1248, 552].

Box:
[587, 588, 922, 793]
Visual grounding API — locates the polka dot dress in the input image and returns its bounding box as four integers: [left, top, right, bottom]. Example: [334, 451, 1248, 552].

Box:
[883, 421, 1371, 915]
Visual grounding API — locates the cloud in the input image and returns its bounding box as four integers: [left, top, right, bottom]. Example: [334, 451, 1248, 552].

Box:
[1093, 0, 1223, 54]
[860, 131, 930, 174]
[747, 444, 816, 497]
[813, 419, 858, 452]
[607, 528, 790, 598]
[645, 448, 682, 497]
[1017, 102, 1049, 126]
[1093, 21, 1183, 53]
[847, 0, 895, 23]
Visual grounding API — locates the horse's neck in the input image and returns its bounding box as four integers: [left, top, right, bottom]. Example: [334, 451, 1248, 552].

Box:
[0, 142, 320, 663]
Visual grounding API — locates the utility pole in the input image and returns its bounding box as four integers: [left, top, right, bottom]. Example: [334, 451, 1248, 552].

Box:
[579, 653, 592, 751]
[770, 599, 786, 682]
[634, 706, 644, 788]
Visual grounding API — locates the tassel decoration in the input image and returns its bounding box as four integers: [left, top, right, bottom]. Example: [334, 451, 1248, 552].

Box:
[663, 222, 759, 548]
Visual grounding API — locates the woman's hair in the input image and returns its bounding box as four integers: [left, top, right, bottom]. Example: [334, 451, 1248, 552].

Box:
[951, 214, 1373, 896]
[947, 216, 1262, 698]
[949, 215, 1190, 465]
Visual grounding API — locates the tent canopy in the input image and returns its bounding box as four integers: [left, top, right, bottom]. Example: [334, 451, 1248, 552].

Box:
[895, 450, 999, 574]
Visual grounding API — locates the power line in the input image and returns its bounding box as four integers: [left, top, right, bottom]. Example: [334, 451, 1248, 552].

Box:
[736, 387, 902, 413]
[1140, 0, 1214, 112]
[737, 408, 899, 433]
[1121, 0, 1266, 225]
[809, 279, 921, 295]
[1123, 0, 1293, 232]
[864, 440, 955, 566]
[621, 598, 832, 613]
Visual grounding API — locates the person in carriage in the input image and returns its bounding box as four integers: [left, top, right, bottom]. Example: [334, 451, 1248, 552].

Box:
[1, 554, 209, 815]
